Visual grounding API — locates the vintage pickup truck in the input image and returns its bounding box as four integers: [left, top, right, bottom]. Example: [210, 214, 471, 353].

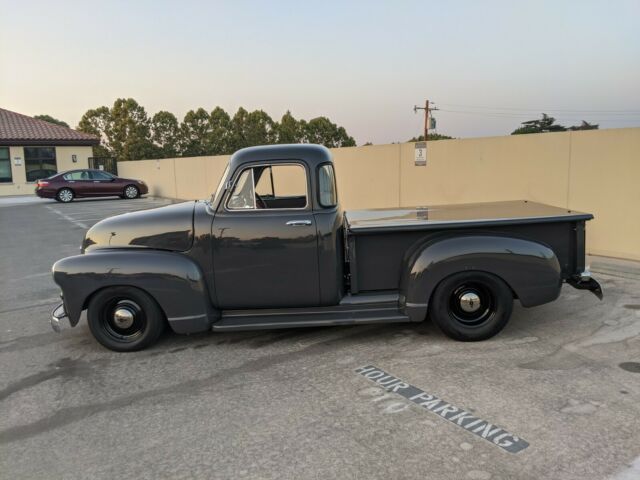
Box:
[51, 144, 602, 351]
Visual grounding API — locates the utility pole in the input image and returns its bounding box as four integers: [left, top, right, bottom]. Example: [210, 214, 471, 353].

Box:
[413, 100, 438, 141]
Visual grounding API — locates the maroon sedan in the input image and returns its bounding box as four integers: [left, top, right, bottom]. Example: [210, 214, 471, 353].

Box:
[35, 169, 148, 203]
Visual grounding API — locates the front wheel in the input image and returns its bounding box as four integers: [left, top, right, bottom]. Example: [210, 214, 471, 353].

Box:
[429, 271, 513, 341]
[123, 185, 139, 199]
[87, 286, 165, 351]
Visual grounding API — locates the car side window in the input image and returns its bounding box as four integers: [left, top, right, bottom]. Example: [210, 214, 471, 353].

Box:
[91, 171, 112, 180]
[63, 171, 87, 180]
[226, 163, 308, 211]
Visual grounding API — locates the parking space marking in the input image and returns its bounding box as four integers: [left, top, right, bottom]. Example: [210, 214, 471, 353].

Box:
[42, 199, 176, 228]
[356, 365, 529, 454]
[45, 205, 88, 229]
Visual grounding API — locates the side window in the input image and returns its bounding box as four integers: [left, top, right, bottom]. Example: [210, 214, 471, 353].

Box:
[318, 164, 337, 207]
[226, 163, 308, 210]
[63, 171, 88, 180]
[91, 171, 113, 180]
[227, 169, 255, 209]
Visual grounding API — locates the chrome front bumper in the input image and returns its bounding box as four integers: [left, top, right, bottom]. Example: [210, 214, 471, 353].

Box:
[51, 302, 68, 333]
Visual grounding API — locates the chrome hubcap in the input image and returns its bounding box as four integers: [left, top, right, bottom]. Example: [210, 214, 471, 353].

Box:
[60, 190, 72, 201]
[113, 307, 135, 329]
[459, 291, 481, 313]
[125, 187, 137, 198]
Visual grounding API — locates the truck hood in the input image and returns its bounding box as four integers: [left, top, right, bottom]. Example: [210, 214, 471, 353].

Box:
[82, 201, 195, 252]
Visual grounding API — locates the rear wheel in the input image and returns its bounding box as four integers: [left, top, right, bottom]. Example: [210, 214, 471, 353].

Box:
[429, 271, 513, 341]
[57, 188, 74, 203]
[87, 286, 165, 351]
[123, 185, 139, 199]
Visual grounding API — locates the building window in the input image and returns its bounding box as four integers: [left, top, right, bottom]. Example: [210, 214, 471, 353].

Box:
[24, 147, 57, 182]
[0, 147, 11, 183]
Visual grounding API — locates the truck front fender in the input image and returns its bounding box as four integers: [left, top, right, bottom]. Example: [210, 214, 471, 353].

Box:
[52, 249, 217, 334]
[400, 235, 561, 322]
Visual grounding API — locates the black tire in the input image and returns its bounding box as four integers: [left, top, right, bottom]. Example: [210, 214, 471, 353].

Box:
[429, 271, 513, 341]
[123, 185, 139, 199]
[87, 286, 165, 352]
[57, 188, 74, 203]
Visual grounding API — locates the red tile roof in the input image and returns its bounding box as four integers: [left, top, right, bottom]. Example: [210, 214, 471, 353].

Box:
[0, 108, 99, 146]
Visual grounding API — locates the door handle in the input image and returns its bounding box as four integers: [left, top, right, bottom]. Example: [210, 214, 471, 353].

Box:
[286, 220, 312, 226]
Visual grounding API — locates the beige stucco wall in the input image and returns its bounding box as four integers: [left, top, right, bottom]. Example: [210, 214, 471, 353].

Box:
[118, 127, 640, 261]
[0, 145, 92, 196]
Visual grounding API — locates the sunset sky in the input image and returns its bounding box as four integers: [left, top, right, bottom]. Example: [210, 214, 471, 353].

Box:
[1, 0, 639, 144]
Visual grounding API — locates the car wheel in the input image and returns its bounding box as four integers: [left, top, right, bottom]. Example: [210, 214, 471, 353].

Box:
[124, 185, 139, 199]
[57, 188, 74, 203]
[87, 286, 165, 352]
[429, 271, 513, 341]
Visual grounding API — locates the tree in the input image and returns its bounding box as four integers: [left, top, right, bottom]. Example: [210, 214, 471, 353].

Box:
[151, 111, 180, 158]
[229, 107, 250, 151]
[276, 110, 304, 144]
[34, 114, 69, 128]
[180, 108, 211, 157]
[77, 106, 113, 157]
[109, 98, 156, 160]
[407, 133, 453, 142]
[568, 121, 599, 131]
[207, 107, 232, 154]
[77, 100, 358, 160]
[245, 110, 277, 146]
[511, 114, 566, 135]
[303, 116, 356, 148]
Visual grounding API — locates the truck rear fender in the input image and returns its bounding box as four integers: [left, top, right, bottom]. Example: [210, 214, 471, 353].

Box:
[52, 250, 218, 334]
[400, 235, 562, 322]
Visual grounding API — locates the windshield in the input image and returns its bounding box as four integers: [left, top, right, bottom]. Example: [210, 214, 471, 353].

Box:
[211, 164, 230, 206]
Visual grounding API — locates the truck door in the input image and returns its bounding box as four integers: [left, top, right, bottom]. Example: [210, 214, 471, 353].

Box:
[212, 162, 320, 309]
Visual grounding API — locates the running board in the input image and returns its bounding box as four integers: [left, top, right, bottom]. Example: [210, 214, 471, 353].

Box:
[212, 304, 410, 332]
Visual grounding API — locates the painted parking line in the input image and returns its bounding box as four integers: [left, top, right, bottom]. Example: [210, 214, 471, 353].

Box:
[356, 365, 529, 454]
[44, 199, 174, 229]
[45, 205, 88, 229]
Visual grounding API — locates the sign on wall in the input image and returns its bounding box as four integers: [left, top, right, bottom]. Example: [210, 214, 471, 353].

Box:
[414, 142, 427, 166]
[14, 157, 22, 166]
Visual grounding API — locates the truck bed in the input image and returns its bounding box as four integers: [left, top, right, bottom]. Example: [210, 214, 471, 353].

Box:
[344, 200, 592, 293]
[345, 200, 592, 233]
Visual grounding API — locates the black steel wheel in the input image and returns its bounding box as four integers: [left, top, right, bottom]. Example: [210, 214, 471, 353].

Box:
[429, 271, 513, 341]
[57, 188, 74, 203]
[88, 286, 165, 351]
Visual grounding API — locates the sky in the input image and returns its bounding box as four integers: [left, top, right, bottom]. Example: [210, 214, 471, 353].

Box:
[1, 0, 639, 145]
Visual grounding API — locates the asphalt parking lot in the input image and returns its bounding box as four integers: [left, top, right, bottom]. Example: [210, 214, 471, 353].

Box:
[1, 196, 639, 480]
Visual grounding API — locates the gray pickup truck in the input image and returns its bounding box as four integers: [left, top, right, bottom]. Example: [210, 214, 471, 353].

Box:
[51, 144, 602, 351]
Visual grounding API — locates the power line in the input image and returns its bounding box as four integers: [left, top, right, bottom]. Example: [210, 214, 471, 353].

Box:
[438, 109, 640, 122]
[438, 103, 640, 114]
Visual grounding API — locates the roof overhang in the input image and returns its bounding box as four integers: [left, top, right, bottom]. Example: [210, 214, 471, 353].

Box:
[0, 139, 99, 147]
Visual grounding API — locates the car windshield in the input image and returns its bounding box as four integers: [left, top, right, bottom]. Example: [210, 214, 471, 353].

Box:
[211, 164, 230, 206]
